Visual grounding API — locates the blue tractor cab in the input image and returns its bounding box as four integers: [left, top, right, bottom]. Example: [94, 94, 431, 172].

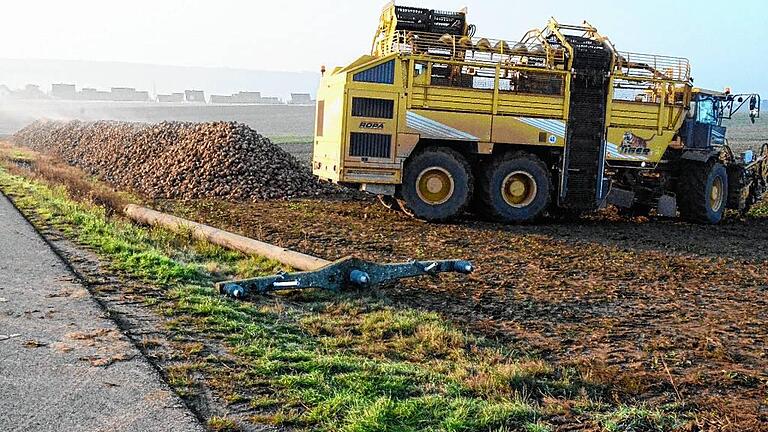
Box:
[680, 90, 760, 149]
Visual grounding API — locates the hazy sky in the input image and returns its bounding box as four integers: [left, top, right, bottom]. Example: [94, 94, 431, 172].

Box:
[2, 0, 766, 95]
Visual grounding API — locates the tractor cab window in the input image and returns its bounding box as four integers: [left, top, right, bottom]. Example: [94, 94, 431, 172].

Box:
[696, 97, 718, 125]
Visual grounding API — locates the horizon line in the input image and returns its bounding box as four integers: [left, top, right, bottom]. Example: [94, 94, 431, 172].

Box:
[0, 57, 321, 75]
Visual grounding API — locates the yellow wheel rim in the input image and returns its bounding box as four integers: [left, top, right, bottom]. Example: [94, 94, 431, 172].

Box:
[416, 167, 454, 205]
[761, 146, 768, 181]
[502, 171, 538, 208]
[710, 176, 724, 213]
[762, 160, 768, 181]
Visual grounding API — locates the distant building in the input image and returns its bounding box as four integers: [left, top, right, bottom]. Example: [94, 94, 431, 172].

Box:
[110, 87, 133, 100]
[51, 83, 77, 100]
[157, 93, 184, 103]
[260, 96, 282, 104]
[209, 94, 233, 104]
[79, 88, 111, 101]
[231, 91, 261, 103]
[289, 93, 313, 104]
[211, 91, 263, 104]
[110, 87, 149, 102]
[184, 90, 206, 103]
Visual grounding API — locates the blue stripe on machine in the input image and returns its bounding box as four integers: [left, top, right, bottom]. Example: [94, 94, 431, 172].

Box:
[406, 113, 643, 161]
[406, 112, 478, 140]
[517, 117, 639, 161]
[409, 117, 458, 138]
[516, 117, 566, 138]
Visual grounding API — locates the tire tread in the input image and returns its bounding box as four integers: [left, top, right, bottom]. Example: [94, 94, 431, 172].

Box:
[400, 146, 474, 222]
[677, 160, 726, 223]
[478, 151, 552, 223]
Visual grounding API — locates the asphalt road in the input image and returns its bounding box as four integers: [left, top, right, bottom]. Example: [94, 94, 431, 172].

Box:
[0, 194, 203, 432]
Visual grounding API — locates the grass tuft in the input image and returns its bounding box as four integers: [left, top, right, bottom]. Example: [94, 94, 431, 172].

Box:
[207, 416, 239, 431]
[598, 406, 682, 432]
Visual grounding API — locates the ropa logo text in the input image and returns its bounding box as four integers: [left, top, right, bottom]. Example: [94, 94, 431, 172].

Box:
[359, 121, 385, 130]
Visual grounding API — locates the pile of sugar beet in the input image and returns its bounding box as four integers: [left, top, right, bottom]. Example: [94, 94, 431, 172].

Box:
[13, 120, 338, 201]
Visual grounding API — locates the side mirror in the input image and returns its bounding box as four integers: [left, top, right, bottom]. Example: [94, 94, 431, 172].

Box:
[750, 96, 758, 124]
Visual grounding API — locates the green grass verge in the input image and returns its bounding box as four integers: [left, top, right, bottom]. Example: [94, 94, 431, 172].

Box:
[0, 166, 686, 431]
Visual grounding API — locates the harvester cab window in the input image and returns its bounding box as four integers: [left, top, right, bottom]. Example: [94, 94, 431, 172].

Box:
[696, 97, 718, 126]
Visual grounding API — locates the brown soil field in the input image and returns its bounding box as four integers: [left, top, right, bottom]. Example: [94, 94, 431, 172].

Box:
[154, 197, 768, 430]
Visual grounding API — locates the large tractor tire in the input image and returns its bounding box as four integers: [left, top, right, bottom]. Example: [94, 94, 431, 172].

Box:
[478, 152, 552, 223]
[677, 161, 728, 224]
[399, 147, 474, 222]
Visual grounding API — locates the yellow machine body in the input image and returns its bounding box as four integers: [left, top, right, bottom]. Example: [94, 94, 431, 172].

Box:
[313, 3, 692, 189]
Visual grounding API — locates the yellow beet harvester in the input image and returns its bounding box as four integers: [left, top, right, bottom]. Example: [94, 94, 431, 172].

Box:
[313, 2, 766, 224]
